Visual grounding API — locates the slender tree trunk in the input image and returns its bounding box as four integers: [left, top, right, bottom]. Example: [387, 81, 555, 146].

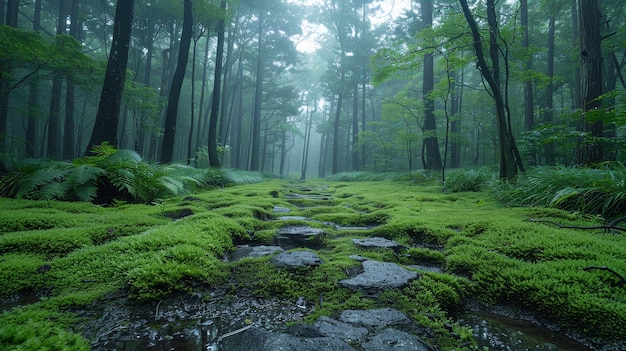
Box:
[577, 0, 603, 164]
[5, 0, 17, 26]
[250, 11, 264, 171]
[47, 0, 67, 159]
[208, 1, 227, 167]
[459, 0, 522, 178]
[195, 32, 210, 154]
[160, 0, 192, 163]
[544, 14, 556, 165]
[521, 0, 536, 165]
[187, 29, 203, 164]
[63, 0, 80, 159]
[26, 0, 42, 157]
[300, 102, 315, 180]
[332, 91, 344, 175]
[84, 0, 134, 154]
[352, 81, 359, 171]
[450, 67, 463, 168]
[137, 21, 155, 156]
[421, 0, 442, 170]
[570, 0, 581, 110]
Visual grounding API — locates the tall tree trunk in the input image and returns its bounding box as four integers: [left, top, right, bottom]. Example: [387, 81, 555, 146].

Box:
[421, 0, 442, 170]
[5, 0, 17, 26]
[26, 0, 42, 157]
[570, 0, 581, 110]
[84, 0, 134, 154]
[160, 0, 192, 163]
[544, 14, 556, 165]
[208, 1, 227, 167]
[332, 91, 344, 175]
[300, 101, 315, 180]
[137, 21, 155, 156]
[195, 32, 210, 154]
[250, 11, 264, 171]
[450, 67, 463, 168]
[521, 0, 536, 165]
[47, 0, 67, 159]
[63, 0, 80, 159]
[459, 0, 523, 178]
[352, 82, 359, 171]
[187, 29, 203, 164]
[577, 0, 603, 164]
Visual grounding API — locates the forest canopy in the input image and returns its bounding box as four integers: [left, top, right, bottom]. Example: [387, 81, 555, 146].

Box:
[0, 0, 624, 178]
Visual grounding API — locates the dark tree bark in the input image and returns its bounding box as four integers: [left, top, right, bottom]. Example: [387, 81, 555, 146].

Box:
[332, 90, 344, 175]
[352, 80, 359, 171]
[5, 0, 17, 27]
[577, 0, 603, 164]
[449, 67, 462, 168]
[63, 0, 80, 159]
[459, 0, 523, 179]
[84, 0, 134, 154]
[208, 1, 227, 167]
[0, 0, 19, 154]
[521, 0, 536, 165]
[160, 0, 192, 163]
[26, 0, 43, 157]
[421, 0, 442, 170]
[544, 14, 556, 165]
[47, 0, 67, 159]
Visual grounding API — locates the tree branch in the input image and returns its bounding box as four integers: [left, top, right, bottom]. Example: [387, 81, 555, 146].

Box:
[583, 266, 626, 287]
[529, 217, 626, 233]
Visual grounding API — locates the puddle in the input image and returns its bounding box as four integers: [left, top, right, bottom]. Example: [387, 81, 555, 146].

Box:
[458, 312, 592, 351]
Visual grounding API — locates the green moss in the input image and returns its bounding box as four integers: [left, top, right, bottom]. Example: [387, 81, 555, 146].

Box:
[0, 253, 49, 295]
[0, 306, 90, 351]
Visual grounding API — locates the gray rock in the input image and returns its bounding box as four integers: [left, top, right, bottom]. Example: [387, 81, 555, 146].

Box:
[348, 255, 369, 262]
[271, 250, 323, 268]
[229, 246, 284, 262]
[339, 261, 418, 293]
[314, 316, 369, 343]
[221, 327, 356, 351]
[339, 308, 410, 329]
[361, 328, 430, 351]
[277, 226, 326, 250]
[273, 206, 291, 213]
[352, 237, 405, 250]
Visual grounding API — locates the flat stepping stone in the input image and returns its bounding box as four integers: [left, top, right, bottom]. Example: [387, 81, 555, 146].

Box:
[339, 308, 410, 329]
[339, 261, 418, 293]
[273, 206, 291, 213]
[277, 226, 326, 250]
[221, 327, 356, 351]
[361, 328, 430, 351]
[352, 237, 405, 250]
[229, 245, 284, 262]
[276, 216, 308, 221]
[314, 316, 369, 343]
[271, 250, 323, 268]
[409, 265, 443, 274]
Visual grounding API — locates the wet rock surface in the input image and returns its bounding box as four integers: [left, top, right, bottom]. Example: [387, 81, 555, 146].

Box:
[339, 260, 419, 294]
[361, 328, 431, 351]
[352, 236, 406, 250]
[270, 250, 323, 268]
[276, 225, 326, 250]
[339, 308, 411, 329]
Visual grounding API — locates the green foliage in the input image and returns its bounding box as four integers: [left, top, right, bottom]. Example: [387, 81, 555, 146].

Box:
[0, 307, 89, 351]
[0, 144, 265, 204]
[490, 164, 626, 217]
[444, 168, 494, 192]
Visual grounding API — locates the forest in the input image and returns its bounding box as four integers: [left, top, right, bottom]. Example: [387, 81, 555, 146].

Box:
[0, 0, 625, 350]
[0, 0, 622, 177]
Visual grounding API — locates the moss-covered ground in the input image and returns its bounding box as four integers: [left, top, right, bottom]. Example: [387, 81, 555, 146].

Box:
[0, 179, 624, 350]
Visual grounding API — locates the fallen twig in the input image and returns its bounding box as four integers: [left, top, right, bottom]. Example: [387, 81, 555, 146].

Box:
[155, 299, 163, 320]
[583, 266, 626, 288]
[217, 324, 254, 343]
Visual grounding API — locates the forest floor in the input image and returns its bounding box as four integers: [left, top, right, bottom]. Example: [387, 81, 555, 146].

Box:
[0, 178, 625, 350]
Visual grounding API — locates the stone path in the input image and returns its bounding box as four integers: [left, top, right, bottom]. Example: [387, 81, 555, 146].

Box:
[225, 184, 439, 350]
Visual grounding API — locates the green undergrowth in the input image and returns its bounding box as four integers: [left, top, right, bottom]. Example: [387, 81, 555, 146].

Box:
[0, 178, 625, 350]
